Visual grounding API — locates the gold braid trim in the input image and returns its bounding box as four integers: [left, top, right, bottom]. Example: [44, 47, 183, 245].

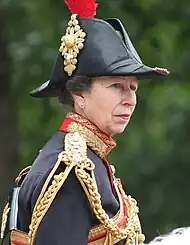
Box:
[66, 112, 116, 156]
[1, 203, 10, 239]
[117, 181, 145, 245]
[76, 168, 143, 245]
[28, 132, 94, 245]
[68, 122, 108, 157]
[28, 132, 144, 245]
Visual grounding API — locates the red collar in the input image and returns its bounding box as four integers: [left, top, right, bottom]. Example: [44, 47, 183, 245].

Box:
[59, 112, 116, 157]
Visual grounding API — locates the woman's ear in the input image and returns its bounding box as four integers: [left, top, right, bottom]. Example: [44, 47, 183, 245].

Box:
[72, 92, 85, 109]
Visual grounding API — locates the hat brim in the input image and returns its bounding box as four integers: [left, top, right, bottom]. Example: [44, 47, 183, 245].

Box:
[109, 63, 170, 78]
[30, 80, 61, 98]
[30, 64, 169, 98]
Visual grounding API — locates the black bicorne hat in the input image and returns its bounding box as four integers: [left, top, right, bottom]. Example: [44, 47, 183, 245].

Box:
[31, 1, 170, 98]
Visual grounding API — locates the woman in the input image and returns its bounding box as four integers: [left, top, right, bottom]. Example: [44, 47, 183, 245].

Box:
[0, 0, 170, 245]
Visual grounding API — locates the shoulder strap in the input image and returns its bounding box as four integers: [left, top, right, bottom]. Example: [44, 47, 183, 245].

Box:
[28, 132, 90, 245]
[15, 166, 32, 186]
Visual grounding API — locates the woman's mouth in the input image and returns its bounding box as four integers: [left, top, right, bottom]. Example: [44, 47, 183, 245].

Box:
[115, 114, 131, 121]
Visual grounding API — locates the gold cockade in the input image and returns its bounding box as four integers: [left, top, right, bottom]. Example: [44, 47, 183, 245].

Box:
[59, 14, 86, 76]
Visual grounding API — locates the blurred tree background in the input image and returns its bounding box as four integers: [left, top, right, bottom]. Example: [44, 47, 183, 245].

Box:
[1, 0, 190, 242]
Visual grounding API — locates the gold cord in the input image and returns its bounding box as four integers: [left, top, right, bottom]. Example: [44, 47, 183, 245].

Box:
[1, 203, 10, 239]
[28, 132, 88, 244]
[76, 167, 142, 245]
[28, 132, 144, 245]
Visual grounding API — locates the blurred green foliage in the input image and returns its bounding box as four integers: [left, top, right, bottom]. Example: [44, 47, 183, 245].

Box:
[2, 0, 190, 241]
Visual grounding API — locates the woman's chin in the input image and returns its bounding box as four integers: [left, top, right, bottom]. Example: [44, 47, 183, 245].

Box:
[109, 125, 127, 135]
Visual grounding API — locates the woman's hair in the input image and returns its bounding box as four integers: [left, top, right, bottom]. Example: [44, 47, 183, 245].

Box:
[59, 76, 93, 107]
[146, 227, 190, 245]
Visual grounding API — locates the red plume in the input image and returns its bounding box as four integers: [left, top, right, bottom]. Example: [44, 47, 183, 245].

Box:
[64, 0, 98, 18]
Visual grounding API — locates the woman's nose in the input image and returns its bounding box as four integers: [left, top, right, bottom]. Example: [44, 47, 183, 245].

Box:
[121, 100, 136, 107]
[121, 91, 137, 107]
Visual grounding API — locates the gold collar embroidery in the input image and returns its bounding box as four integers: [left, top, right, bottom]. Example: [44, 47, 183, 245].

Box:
[60, 112, 116, 157]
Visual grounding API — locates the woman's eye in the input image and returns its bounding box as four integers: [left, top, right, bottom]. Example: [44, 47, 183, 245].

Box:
[112, 83, 123, 90]
[130, 84, 137, 91]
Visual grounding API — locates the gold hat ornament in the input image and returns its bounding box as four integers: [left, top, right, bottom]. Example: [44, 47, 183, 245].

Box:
[59, 14, 86, 76]
[59, 0, 98, 76]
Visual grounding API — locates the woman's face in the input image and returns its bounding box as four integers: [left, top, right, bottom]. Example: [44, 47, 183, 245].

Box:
[73, 76, 138, 136]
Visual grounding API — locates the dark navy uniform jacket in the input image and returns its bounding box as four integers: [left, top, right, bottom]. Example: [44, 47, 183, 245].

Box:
[18, 131, 126, 245]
